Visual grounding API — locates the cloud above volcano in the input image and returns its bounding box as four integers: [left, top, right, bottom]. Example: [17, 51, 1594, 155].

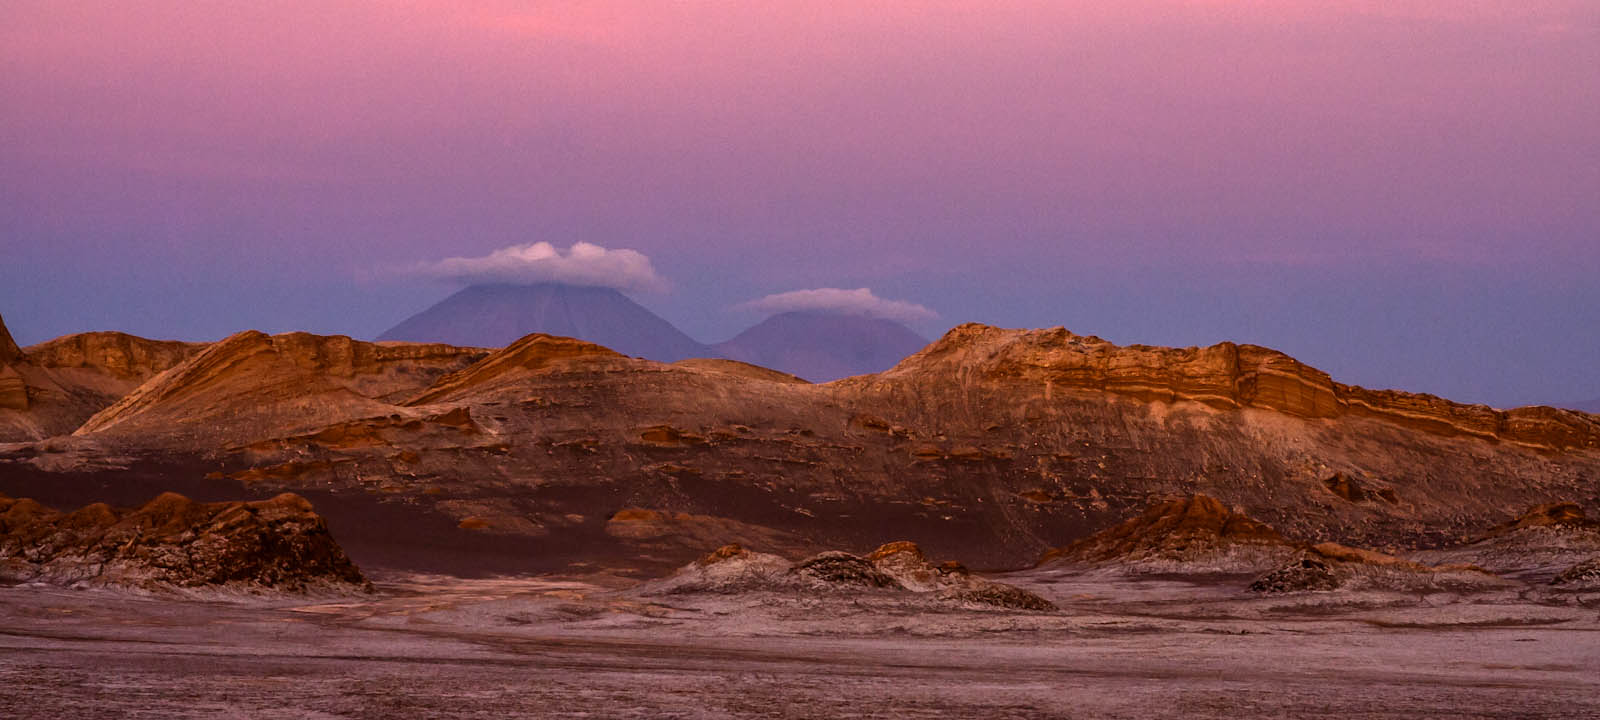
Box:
[414, 242, 667, 293]
[739, 288, 937, 324]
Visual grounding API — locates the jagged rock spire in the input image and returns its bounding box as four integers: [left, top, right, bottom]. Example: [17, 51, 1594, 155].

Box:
[0, 313, 21, 364]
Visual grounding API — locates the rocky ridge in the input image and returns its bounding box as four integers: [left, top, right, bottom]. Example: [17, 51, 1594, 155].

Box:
[0, 318, 206, 441]
[0, 491, 369, 592]
[75, 330, 487, 442]
[6, 322, 1600, 574]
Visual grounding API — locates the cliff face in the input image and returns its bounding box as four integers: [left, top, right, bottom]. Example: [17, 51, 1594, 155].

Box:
[13, 323, 1600, 574]
[0, 315, 26, 411]
[25, 332, 203, 382]
[0, 325, 205, 439]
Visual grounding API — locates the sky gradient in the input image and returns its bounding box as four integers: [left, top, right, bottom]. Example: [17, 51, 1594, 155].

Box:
[2, 1, 1597, 408]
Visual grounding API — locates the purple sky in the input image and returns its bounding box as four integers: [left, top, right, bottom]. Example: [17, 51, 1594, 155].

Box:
[2, 1, 1597, 408]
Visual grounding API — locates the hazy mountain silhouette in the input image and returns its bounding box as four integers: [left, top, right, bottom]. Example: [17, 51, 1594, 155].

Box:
[713, 311, 928, 382]
[379, 284, 710, 362]
[1568, 398, 1600, 414]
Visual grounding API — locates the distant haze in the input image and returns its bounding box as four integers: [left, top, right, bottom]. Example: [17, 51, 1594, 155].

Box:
[2, 1, 1596, 408]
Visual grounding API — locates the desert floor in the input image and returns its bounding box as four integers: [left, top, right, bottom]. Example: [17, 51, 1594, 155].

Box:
[2, 571, 1597, 719]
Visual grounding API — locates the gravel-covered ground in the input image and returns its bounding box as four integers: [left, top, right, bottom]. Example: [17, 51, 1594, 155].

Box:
[2, 571, 1598, 719]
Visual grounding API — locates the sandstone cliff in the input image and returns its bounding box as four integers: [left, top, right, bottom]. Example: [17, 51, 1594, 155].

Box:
[0, 313, 21, 365]
[0, 325, 205, 441]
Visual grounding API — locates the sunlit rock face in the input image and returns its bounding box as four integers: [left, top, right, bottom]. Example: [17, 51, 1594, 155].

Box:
[8, 321, 1600, 574]
[0, 315, 26, 411]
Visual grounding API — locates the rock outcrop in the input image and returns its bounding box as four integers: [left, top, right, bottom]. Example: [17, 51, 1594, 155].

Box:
[648, 542, 1055, 611]
[24, 331, 203, 383]
[0, 313, 21, 365]
[1249, 542, 1503, 594]
[1040, 495, 1297, 573]
[1552, 558, 1600, 588]
[0, 492, 369, 592]
[1408, 503, 1600, 579]
[852, 324, 1600, 451]
[0, 314, 27, 411]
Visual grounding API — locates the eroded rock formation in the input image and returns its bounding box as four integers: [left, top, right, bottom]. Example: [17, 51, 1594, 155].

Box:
[647, 541, 1055, 611]
[1250, 542, 1504, 594]
[0, 491, 369, 592]
[1039, 494, 1293, 572]
[7, 322, 1600, 574]
[76, 330, 487, 441]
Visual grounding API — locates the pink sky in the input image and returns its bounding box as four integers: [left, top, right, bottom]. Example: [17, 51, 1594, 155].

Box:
[1, 1, 1597, 405]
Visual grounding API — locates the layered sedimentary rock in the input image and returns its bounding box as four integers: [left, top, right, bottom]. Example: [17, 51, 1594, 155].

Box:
[648, 541, 1055, 611]
[76, 330, 487, 443]
[0, 322, 205, 440]
[0, 314, 27, 411]
[25, 332, 203, 383]
[849, 324, 1600, 450]
[0, 314, 21, 365]
[0, 491, 368, 591]
[11, 323, 1600, 574]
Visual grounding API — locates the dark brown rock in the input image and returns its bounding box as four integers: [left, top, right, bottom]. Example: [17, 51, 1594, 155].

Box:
[1552, 558, 1600, 586]
[0, 491, 369, 592]
[790, 551, 903, 589]
[1041, 495, 1294, 572]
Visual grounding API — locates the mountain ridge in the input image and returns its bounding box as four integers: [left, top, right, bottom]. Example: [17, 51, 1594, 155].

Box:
[379, 283, 711, 362]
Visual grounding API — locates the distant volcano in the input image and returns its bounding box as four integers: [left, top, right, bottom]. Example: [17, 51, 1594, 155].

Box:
[379, 284, 711, 362]
[1568, 398, 1600, 414]
[713, 311, 928, 382]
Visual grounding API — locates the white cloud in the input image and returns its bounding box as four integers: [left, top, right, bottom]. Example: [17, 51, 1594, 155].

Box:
[739, 288, 937, 324]
[413, 242, 667, 293]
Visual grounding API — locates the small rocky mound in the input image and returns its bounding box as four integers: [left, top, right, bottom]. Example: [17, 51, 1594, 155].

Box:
[1041, 494, 1297, 574]
[646, 541, 1055, 611]
[0, 492, 370, 593]
[1551, 558, 1600, 587]
[790, 551, 903, 589]
[1485, 503, 1598, 537]
[1250, 543, 1502, 595]
[1409, 502, 1600, 578]
[1248, 556, 1340, 593]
